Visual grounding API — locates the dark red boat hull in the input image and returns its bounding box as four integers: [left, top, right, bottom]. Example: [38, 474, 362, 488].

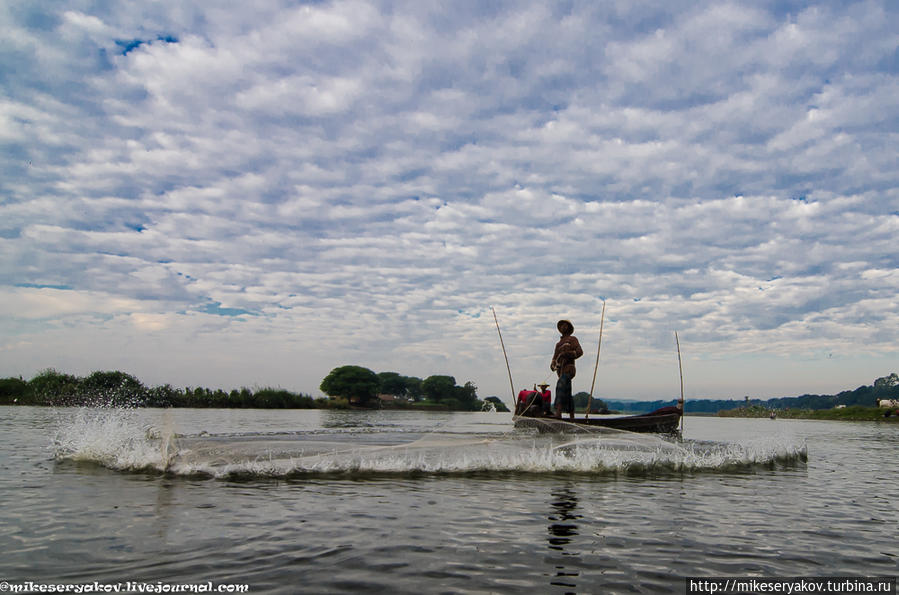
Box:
[514, 406, 682, 434]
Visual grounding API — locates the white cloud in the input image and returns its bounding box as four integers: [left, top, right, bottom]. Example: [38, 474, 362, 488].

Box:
[1, 0, 897, 401]
[2, 287, 142, 319]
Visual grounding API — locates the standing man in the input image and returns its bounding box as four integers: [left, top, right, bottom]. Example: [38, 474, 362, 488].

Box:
[550, 319, 583, 420]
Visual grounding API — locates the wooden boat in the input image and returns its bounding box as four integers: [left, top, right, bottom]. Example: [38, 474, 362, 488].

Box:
[514, 406, 682, 434]
[494, 308, 686, 436]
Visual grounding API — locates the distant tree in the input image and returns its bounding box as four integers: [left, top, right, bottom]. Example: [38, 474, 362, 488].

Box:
[246, 388, 316, 409]
[573, 391, 609, 413]
[28, 369, 81, 405]
[404, 376, 423, 401]
[456, 381, 478, 404]
[253, 388, 292, 408]
[573, 391, 591, 410]
[320, 366, 381, 406]
[484, 396, 510, 413]
[377, 372, 408, 397]
[229, 388, 253, 408]
[81, 370, 146, 406]
[0, 377, 28, 404]
[874, 373, 899, 389]
[422, 375, 456, 402]
[184, 387, 214, 407]
[448, 381, 484, 411]
[146, 384, 181, 407]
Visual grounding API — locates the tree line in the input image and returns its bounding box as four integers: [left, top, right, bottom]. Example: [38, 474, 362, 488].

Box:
[0, 366, 491, 411]
[0, 369, 322, 409]
[8, 368, 892, 413]
[319, 365, 487, 411]
[602, 373, 899, 414]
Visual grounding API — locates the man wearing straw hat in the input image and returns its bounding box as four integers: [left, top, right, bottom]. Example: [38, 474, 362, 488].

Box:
[550, 319, 583, 420]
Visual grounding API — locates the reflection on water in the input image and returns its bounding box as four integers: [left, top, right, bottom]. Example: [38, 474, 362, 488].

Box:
[548, 484, 583, 593]
[2, 408, 898, 593]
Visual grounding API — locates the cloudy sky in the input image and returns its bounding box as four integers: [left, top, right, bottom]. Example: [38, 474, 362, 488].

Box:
[2, 0, 897, 404]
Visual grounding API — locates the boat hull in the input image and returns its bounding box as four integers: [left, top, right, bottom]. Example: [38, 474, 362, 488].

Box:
[514, 407, 682, 434]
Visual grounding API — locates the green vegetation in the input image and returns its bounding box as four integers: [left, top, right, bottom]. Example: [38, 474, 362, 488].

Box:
[714, 374, 899, 421]
[1, 365, 489, 411]
[719, 405, 898, 422]
[0, 368, 323, 409]
[320, 365, 381, 407]
[604, 373, 899, 416]
[483, 396, 511, 413]
[319, 366, 486, 411]
[9, 367, 894, 417]
[573, 391, 610, 413]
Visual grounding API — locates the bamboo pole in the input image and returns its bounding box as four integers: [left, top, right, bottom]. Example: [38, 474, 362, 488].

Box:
[675, 331, 685, 434]
[587, 300, 606, 419]
[491, 307, 516, 412]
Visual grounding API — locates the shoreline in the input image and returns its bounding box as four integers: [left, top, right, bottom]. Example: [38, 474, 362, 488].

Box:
[717, 405, 899, 422]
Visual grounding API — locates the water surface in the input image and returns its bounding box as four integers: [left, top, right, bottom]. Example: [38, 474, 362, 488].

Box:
[1, 406, 896, 593]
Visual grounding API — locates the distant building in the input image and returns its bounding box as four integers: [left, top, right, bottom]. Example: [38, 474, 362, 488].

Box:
[835, 404, 846, 409]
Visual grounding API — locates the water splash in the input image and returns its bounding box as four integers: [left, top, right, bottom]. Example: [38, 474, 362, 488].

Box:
[52, 407, 172, 472]
[52, 409, 807, 479]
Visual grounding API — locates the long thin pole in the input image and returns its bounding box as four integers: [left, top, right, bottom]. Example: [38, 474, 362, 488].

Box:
[675, 331, 685, 433]
[491, 307, 516, 411]
[587, 300, 606, 419]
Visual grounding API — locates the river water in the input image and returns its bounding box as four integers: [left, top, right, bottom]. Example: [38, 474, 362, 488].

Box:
[0, 406, 896, 593]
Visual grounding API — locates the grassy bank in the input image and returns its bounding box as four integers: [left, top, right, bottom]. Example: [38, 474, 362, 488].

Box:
[718, 404, 899, 422]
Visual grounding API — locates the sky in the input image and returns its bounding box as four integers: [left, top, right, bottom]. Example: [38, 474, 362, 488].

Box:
[1, 0, 897, 405]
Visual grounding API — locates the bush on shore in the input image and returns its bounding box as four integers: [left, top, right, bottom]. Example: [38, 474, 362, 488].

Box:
[0, 369, 321, 409]
[718, 404, 898, 421]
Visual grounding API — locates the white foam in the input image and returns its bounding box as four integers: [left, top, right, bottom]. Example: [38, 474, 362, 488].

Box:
[53, 407, 176, 472]
[52, 408, 807, 478]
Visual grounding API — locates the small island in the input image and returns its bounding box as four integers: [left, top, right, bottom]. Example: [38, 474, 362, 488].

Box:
[318, 365, 505, 411]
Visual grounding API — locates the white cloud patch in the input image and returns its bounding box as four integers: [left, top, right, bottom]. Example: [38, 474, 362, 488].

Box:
[1, 0, 897, 401]
[1, 287, 142, 319]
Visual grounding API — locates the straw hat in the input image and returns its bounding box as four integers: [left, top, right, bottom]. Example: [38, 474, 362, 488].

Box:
[557, 319, 574, 334]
